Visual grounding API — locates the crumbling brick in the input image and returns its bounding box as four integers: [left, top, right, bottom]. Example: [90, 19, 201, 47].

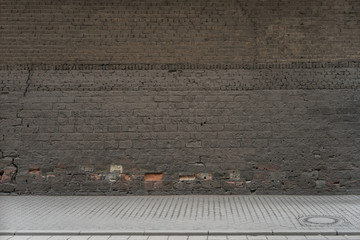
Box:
[145, 173, 163, 182]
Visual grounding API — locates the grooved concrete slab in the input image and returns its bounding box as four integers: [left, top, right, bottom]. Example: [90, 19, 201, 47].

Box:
[0, 195, 359, 235]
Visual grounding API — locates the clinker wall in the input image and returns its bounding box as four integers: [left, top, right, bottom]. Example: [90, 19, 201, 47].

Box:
[1, 0, 360, 65]
[0, 0, 359, 195]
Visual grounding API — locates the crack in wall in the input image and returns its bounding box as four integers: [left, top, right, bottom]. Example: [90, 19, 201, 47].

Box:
[23, 69, 32, 96]
[11, 158, 18, 183]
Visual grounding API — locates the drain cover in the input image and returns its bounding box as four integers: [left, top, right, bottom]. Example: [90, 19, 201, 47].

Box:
[298, 215, 345, 227]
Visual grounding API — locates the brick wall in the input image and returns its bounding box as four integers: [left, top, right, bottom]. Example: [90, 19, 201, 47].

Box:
[0, 0, 359, 194]
[1, 66, 359, 194]
[1, 0, 360, 65]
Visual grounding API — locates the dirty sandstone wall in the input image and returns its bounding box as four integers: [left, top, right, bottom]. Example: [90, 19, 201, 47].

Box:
[0, 0, 359, 195]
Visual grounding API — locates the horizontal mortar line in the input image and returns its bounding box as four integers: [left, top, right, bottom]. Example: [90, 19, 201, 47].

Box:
[16, 101, 360, 105]
[21, 136, 347, 139]
[1, 61, 360, 71]
[20, 130, 355, 134]
[23, 138, 352, 141]
[12, 88, 360, 92]
[18, 120, 356, 123]
[22, 138, 353, 142]
[5, 89, 359, 94]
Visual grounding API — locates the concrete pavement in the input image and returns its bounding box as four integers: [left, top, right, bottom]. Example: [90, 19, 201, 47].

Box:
[0, 195, 359, 238]
[1, 235, 360, 240]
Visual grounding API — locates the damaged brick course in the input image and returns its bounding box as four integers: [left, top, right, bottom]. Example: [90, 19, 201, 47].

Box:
[0, 68, 359, 195]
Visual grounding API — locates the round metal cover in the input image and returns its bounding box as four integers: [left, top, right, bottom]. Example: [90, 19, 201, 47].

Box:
[298, 215, 345, 227]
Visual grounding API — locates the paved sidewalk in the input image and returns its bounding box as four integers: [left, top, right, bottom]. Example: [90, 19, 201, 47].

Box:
[1, 235, 360, 240]
[0, 195, 359, 237]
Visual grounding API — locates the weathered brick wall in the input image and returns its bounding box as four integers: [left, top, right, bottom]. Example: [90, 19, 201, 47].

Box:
[1, 65, 359, 194]
[0, 0, 359, 194]
[1, 0, 360, 65]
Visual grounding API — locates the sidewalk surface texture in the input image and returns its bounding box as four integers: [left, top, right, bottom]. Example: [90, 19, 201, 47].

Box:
[0, 195, 359, 239]
[1, 236, 360, 240]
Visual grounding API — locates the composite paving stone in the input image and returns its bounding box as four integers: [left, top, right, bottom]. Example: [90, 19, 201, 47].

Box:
[28, 237, 53, 240]
[302, 237, 329, 240]
[67, 237, 91, 240]
[323, 237, 349, 240]
[148, 236, 169, 240]
[107, 237, 130, 240]
[227, 237, 248, 240]
[8, 237, 31, 240]
[168, 237, 189, 240]
[124, 237, 147, 240]
[246, 237, 268, 240]
[207, 236, 227, 240]
[188, 236, 208, 240]
[48, 237, 73, 240]
[88, 237, 111, 240]
[265, 237, 288, 240]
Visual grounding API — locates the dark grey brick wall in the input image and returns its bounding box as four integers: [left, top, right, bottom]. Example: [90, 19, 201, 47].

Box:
[1, 65, 359, 195]
[1, 0, 359, 194]
[1, 0, 360, 65]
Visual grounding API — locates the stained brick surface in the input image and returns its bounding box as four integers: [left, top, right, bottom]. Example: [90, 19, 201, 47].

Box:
[0, 0, 359, 194]
[1, 0, 360, 65]
[1, 68, 359, 194]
